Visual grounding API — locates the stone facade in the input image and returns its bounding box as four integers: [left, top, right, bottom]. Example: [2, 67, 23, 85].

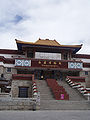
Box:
[85, 71, 90, 88]
[11, 80, 32, 98]
[0, 66, 4, 75]
[0, 66, 17, 80]
[80, 71, 90, 88]
[0, 98, 38, 110]
[4, 68, 17, 80]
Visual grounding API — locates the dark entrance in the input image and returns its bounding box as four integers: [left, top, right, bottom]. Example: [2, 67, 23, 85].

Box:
[18, 87, 28, 98]
[34, 70, 62, 80]
[43, 70, 54, 79]
[38, 70, 55, 80]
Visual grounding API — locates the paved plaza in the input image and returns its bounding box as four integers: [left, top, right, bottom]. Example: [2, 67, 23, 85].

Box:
[0, 110, 90, 120]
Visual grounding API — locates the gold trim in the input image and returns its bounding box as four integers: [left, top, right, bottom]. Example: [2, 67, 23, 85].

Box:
[15, 39, 34, 44]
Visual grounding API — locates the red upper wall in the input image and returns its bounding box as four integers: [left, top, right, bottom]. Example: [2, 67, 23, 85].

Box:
[73, 54, 90, 59]
[0, 49, 23, 54]
[0, 56, 14, 64]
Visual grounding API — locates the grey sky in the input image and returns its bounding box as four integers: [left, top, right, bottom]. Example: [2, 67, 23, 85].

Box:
[0, 0, 90, 54]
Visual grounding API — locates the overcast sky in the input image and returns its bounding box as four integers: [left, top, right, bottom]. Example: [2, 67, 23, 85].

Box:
[0, 0, 90, 54]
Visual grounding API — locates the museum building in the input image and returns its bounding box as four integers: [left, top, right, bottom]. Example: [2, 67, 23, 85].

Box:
[0, 38, 90, 98]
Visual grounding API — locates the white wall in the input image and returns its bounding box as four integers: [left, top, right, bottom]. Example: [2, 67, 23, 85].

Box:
[73, 58, 90, 63]
[35, 52, 61, 60]
[0, 62, 14, 67]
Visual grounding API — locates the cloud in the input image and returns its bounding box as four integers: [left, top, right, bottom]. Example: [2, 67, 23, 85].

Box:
[0, 0, 90, 54]
[11, 15, 23, 24]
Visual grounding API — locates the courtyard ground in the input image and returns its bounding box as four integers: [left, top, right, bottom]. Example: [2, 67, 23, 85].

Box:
[0, 110, 90, 120]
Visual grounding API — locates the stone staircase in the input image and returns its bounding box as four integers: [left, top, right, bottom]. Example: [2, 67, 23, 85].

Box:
[36, 80, 54, 100]
[57, 80, 86, 101]
[36, 80, 90, 110]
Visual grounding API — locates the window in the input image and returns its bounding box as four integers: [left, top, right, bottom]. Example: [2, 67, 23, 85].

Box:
[63, 53, 68, 60]
[85, 71, 88, 75]
[18, 87, 28, 98]
[27, 51, 33, 58]
[6, 68, 11, 72]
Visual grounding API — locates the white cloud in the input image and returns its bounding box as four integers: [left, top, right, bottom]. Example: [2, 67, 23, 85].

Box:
[0, 0, 90, 54]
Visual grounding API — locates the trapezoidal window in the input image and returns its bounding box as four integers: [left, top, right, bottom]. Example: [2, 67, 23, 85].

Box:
[18, 87, 28, 98]
[27, 51, 33, 58]
[6, 67, 11, 73]
[63, 53, 68, 60]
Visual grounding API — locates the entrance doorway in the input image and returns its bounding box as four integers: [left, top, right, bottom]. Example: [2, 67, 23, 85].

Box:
[43, 70, 53, 79]
[34, 70, 62, 80]
[40, 70, 55, 80]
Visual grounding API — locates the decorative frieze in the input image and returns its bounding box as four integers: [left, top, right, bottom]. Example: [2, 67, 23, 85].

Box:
[15, 58, 83, 70]
[68, 62, 83, 69]
[15, 59, 31, 67]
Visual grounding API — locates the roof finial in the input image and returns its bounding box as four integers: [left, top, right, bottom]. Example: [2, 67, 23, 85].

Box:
[15, 39, 17, 41]
[45, 38, 49, 40]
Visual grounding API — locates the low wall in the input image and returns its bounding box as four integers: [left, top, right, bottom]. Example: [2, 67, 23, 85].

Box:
[0, 98, 40, 110]
[0, 93, 10, 97]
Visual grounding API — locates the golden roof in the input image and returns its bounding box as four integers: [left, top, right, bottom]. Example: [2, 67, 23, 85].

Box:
[35, 39, 60, 46]
[15, 38, 82, 48]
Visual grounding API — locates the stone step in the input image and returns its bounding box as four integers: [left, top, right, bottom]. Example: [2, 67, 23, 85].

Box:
[40, 97, 54, 99]
[40, 100, 90, 110]
[40, 94, 53, 96]
[40, 95, 54, 97]
[36, 80, 54, 101]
